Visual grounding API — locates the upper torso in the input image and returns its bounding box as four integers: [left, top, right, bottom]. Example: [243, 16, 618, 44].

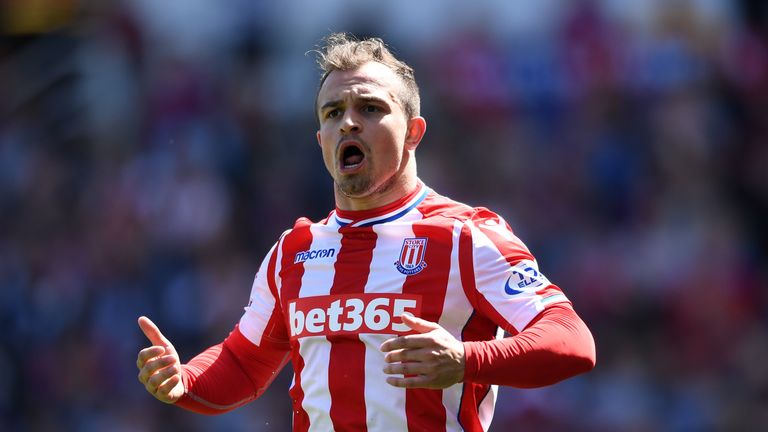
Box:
[239, 181, 568, 431]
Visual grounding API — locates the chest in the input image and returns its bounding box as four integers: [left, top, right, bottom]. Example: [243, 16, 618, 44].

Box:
[279, 222, 457, 300]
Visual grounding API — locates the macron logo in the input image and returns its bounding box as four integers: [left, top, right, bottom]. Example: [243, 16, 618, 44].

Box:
[294, 248, 336, 264]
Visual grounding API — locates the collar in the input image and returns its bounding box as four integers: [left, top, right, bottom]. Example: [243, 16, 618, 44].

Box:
[331, 181, 430, 228]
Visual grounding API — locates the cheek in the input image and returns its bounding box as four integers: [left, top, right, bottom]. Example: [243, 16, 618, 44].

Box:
[319, 134, 335, 168]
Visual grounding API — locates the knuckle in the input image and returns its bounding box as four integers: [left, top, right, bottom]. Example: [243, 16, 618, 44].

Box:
[148, 372, 166, 387]
[147, 375, 159, 388]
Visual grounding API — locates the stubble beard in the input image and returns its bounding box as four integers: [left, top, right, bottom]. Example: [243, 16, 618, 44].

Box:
[336, 175, 371, 197]
[335, 169, 398, 200]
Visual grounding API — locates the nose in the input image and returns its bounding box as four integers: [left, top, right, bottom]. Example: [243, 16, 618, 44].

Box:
[340, 111, 362, 135]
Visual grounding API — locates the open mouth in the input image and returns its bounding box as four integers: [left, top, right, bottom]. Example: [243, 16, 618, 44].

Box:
[339, 142, 365, 171]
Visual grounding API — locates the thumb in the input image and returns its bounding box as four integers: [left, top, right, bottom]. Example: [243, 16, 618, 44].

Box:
[138, 316, 172, 348]
[400, 313, 440, 334]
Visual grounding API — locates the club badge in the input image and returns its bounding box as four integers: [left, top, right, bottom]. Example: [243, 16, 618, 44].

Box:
[395, 237, 428, 275]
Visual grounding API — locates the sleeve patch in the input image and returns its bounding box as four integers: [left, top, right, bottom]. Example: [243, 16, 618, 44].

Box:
[504, 260, 551, 296]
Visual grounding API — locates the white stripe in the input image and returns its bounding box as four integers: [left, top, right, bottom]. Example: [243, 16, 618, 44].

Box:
[469, 222, 551, 332]
[478, 384, 499, 431]
[359, 221, 416, 430]
[476, 327, 505, 430]
[297, 223, 341, 432]
[239, 241, 280, 345]
[331, 211, 352, 226]
[273, 234, 286, 303]
[539, 294, 568, 307]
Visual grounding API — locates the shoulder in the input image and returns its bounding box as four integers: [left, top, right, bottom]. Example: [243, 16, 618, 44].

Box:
[416, 189, 475, 221]
[418, 189, 512, 228]
[421, 191, 532, 259]
[264, 216, 321, 252]
[284, 211, 335, 233]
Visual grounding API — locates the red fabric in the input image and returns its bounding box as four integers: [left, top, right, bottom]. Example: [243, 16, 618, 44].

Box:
[327, 226, 376, 431]
[401, 221, 453, 431]
[278, 219, 314, 431]
[463, 304, 596, 388]
[174, 325, 289, 415]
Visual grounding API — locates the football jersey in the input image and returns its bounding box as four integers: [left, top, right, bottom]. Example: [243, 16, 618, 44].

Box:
[238, 181, 569, 432]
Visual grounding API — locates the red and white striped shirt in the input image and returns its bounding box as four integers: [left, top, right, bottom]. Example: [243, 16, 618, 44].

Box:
[233, 181, 570, 431]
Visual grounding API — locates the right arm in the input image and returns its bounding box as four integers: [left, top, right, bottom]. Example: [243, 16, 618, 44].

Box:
[137, 241, 291, 414]
[175, 324, 290, 414]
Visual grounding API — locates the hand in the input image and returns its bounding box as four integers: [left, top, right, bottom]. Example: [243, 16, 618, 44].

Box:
[380, 313, 465, 389]
[136, 316, 185, 403]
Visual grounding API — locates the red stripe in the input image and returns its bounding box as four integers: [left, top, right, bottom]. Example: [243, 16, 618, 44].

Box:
[458, 223, 497, 431]
[472, 211, 533, 264]
[280, 222, 314, 432]
[398, 221, 453, 431]
[458, 314, 496, 432]
[327, 227, 376, 431]
[261, 244, 290, 344]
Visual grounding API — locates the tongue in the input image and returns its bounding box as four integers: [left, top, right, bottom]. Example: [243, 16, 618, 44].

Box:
[344, 154, 364, 166]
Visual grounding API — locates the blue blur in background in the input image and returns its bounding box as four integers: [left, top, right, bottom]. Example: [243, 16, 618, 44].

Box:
[1, 1, 767, 431]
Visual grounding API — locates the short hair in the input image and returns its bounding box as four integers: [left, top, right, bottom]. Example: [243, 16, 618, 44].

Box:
[314, 33, 420, 120]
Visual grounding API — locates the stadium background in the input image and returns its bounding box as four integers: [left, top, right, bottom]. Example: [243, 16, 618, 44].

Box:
[1, 0, 766, 430]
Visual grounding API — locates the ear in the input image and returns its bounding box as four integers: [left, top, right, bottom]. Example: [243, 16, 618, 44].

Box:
[316, 130, 322, 148]
[404, 116, 426, 150]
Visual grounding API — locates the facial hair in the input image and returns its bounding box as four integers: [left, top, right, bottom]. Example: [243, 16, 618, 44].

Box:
[335, 166, 401, 200]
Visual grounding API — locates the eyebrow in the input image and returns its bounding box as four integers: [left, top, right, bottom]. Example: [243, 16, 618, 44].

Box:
[319, 100, 343, 112]
[319, 95, 390, 112]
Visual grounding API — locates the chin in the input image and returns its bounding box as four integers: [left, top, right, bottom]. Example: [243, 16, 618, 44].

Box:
[336, 178, 374, 198]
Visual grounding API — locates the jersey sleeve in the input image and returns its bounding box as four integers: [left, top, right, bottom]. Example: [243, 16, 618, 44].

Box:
[239, 239, 291, 348]
[175, 325, 291, 414]
[459, 208, 570, 334]
[462, 303, 596, 387]
[174, 240, 292, 414]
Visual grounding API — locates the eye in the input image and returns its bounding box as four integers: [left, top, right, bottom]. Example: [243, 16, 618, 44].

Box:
[363, 104, 380, 113]
[325, 108, 340, 119]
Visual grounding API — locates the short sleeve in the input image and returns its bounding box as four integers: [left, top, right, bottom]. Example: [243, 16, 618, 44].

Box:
[239, 240, 290, 348]
[461, 209, 569, 333]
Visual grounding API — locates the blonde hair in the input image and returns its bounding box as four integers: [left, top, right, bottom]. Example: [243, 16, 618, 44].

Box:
[314, 33, 420, 120]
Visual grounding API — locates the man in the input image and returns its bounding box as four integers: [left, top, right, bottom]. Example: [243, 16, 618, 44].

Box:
[137, 33, 596, 431]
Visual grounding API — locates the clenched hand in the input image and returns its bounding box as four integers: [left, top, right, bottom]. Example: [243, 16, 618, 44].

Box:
[136, 316, 185, 403]
[380, 314, 465, 389]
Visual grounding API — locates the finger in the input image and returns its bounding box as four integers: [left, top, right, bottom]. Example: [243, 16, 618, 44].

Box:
[400, 313, 440, 333]
[136, 346, 166, 369]
[380, 334, 438, 352]
[138, 355, 177, 383]
[138, 316, 172, 348]
[385, 375, 434, 389]
[383, 361, 431, 376]
[146, 363, 180, 393]
[383, 347, 433, 363]
[155, 374, 181, 397]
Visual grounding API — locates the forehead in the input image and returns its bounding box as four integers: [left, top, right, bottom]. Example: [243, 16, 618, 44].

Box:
[318, 62, 403, 105]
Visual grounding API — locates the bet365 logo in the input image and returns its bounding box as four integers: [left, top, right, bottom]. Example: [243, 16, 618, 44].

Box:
[288, 294, 422, 339]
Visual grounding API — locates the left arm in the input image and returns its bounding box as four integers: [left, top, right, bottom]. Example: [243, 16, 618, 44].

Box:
[380, 303, 595, 389]
[462, 303, 595, 387]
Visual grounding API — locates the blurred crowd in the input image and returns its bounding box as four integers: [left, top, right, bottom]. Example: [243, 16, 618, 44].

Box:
[1, 0, 766, 431]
